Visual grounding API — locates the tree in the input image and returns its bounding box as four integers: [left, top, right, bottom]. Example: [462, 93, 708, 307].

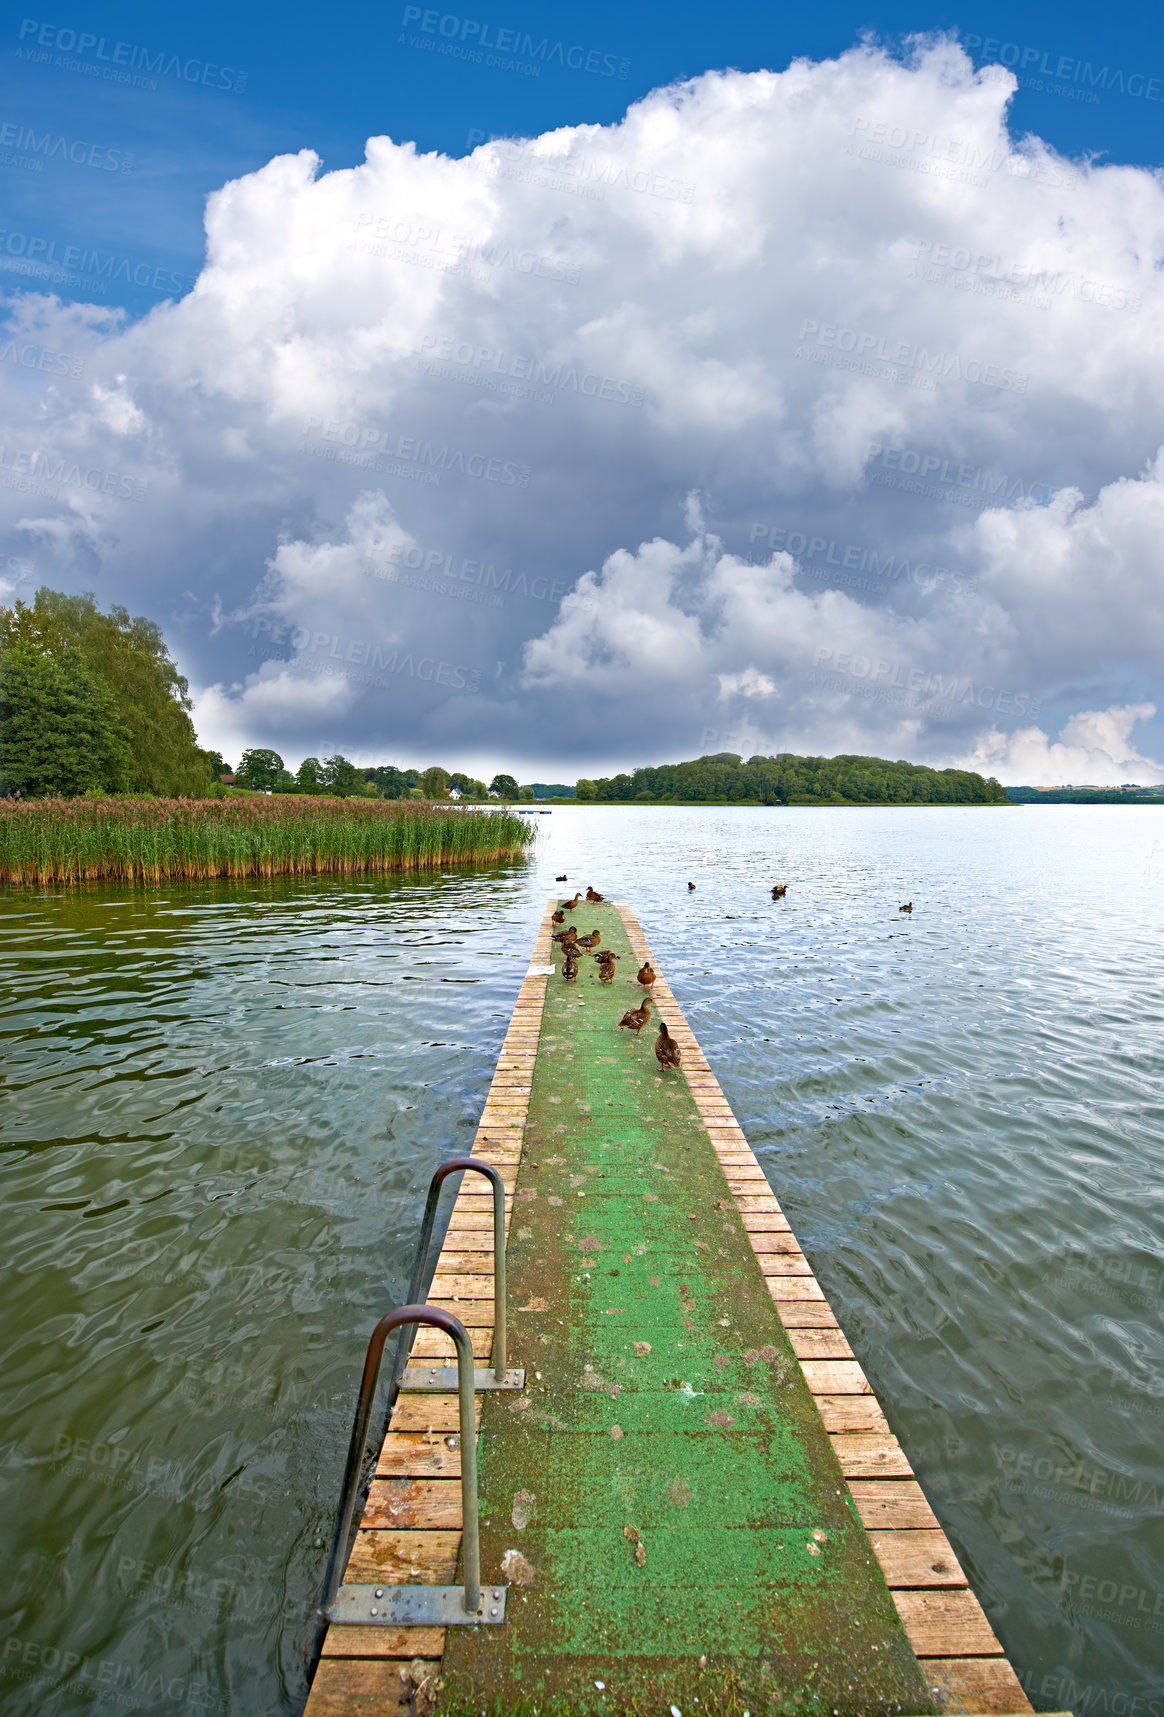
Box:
[419, 765, 450, 799]
[201, 750, 232, 780]
[518, 785, 535, 801]
[0, 641, 132, 796]
[296, 756, 325, 794]
[0, 589, 209, 795]
[368, 764, 408, 799]
[321, 754, 365, 797]
[490, 773, 518, 800]
[235, 747, 284, 791]
[574, 778, 596, 801]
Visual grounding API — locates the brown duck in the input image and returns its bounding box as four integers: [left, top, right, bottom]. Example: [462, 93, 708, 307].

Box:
[575, 930, 601, 950]
[555, 874, 568, 882]
[563, 952, 579, 982]
[552, 909, 565, 925]
[771, 884, 787, 899]
[899, 901, 913, 913]
[585, 886, 604, 902]
[654, 1020, 682, 1069]
[560, 892, 581, 910]
[597, 957, 617, 983]
[636, 961, 656, 991]
[618, 997, 652, 1035]
[688, 881, 696, 891]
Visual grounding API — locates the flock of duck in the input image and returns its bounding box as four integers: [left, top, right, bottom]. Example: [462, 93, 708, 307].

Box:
[549, 874, 916, 1073]
[550, 881, 682, 1071]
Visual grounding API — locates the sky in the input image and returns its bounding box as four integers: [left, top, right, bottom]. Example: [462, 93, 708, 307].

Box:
[2, 1, 1164, 784]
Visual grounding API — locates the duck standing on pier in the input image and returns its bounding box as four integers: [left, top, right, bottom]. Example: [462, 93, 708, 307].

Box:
[596, 953, 618, 983]
[563, 951, 579, 982]
[561, 892, 582, 910]
[576, 930, 601, 950]
[636, 961, 656, 991]
[552, 909, 565, 925]
[585, 886, 604, 902]
[618, 997, 652, 1035]
[654, 1020, 682, 1070]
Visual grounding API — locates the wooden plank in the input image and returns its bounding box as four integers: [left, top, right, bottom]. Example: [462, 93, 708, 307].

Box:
[787, 1329, 854, 1361]
[769, 1299, 840, 1328]
[830, 1433, 913, 1477]
[892, 1589, 1003, 1658]
[345, 1528, 461, 1583]
[812, 1394, 890, 1434]
[763, 1276, 825, 1301]
[306, 1660, 412, 1713]
[362, 1478, 463, 1529]
[870, 1528, 967, 1588]
[925, 1657, 1036, 1714]
[758, 1255, 813, 1276]
[742, 1211, 793, 1233]
[410, 1326, 492, 1359]
[320, 1626, 445, 1659]
[800, 1359, 872, 1394]
[388, 1395, 479, 1434]
[848, 1480, 940, 1529]
[375, 1433, 462, 1477]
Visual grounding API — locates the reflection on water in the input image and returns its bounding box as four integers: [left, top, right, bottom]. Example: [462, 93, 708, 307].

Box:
[1, 807, 1161, 1713]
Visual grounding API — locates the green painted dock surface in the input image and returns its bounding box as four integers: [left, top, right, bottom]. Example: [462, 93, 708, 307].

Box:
[439, 901, 933, 1716]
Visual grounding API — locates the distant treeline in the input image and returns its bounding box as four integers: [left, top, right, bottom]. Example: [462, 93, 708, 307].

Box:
[575, 752, 1008, 805]
[1005, 785, 1164, 804]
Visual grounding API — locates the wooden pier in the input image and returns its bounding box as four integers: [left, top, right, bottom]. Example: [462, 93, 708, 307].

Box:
[304, 900, 1057, 1716]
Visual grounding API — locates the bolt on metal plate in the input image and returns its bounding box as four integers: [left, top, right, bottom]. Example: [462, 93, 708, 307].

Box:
[328, 1585, 508, 1625]
[400, 1365, 525, 1391]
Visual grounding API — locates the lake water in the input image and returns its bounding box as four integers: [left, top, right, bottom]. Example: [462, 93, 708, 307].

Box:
[0, 805, 1161, 1715]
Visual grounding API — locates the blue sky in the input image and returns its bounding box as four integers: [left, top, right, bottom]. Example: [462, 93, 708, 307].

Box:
[5, 1, 1161, 324]
[3, 1, 1164, 782]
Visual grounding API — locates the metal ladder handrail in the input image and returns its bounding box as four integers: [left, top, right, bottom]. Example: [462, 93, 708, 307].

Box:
[388, 1155, 510, 1392]
[319, 1304, 483, 1617]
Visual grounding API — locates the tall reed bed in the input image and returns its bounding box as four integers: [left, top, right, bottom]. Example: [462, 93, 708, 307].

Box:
[0, 796, 538, 885]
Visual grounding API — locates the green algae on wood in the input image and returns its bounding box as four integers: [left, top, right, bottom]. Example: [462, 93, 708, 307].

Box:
[438, 903, 934, 1717]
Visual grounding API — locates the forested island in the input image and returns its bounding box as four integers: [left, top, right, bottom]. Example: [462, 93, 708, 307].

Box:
[573, 752, 1008, 805]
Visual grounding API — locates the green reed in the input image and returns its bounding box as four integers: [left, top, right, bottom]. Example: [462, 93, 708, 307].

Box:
[0, 796, 538, 885]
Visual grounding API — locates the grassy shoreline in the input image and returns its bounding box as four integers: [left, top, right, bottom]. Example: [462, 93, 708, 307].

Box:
[0, 796, 537, 886]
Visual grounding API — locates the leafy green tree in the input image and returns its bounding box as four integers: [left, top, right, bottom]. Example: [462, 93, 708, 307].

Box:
[321, 754, 365, 797]
[201, 750, 232, 780]
[490, 773, 519, 800]
[0, 641, 132, 796]
[296, 756, 325, 794]
[235, 747, 285, 791]
[574, 778, 596, 801]
[518, 785, 535, 801]
[0, 589, 208, 795]
[367, 764, 408, 799]
[419, 765, 450, 798]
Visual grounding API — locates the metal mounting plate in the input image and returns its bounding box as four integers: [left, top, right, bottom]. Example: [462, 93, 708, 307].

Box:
[329, 1584, 507, 1625]
[400, 1365, 525, 1390]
